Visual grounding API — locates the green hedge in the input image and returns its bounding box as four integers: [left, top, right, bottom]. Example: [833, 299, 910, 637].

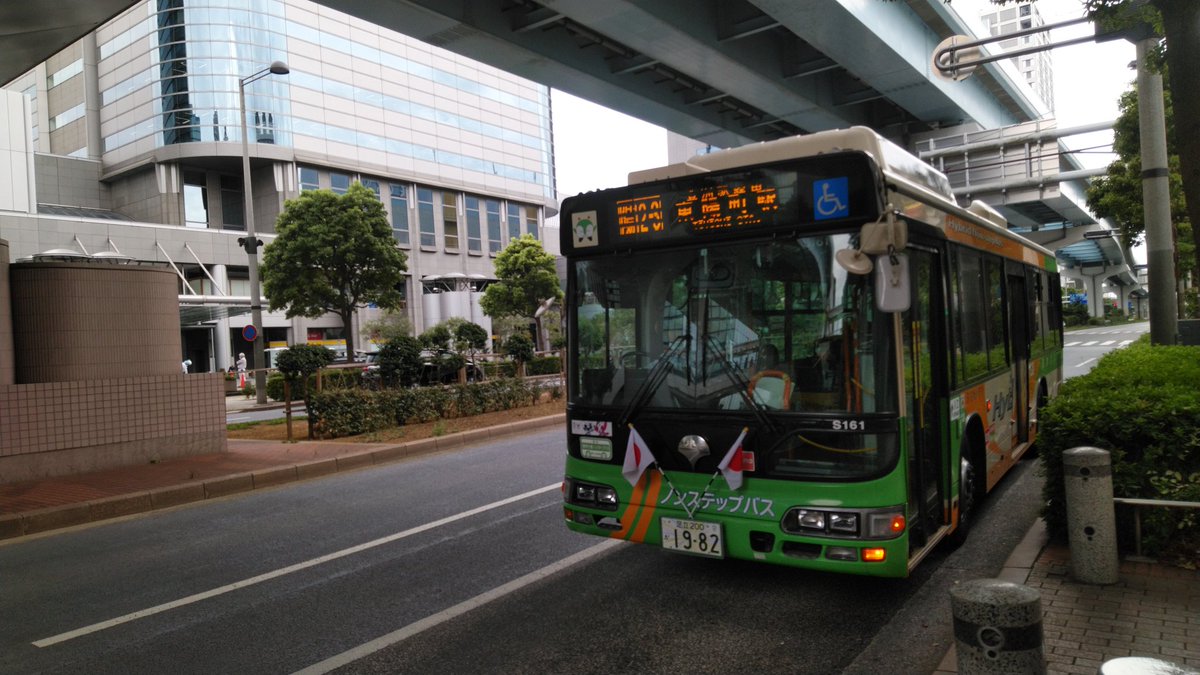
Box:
[482, 355, 561, 378]
[306, 377, 544, 438]
[1039, 338, 1200, 560]
[266, 367, 364, 402]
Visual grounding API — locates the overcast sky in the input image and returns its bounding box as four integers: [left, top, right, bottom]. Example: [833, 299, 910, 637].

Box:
[550, 0, 1136, 201]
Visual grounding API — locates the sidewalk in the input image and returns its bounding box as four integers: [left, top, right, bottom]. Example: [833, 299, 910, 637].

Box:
[1, 398, 1196, 674]
[933, 522, 1200, 674]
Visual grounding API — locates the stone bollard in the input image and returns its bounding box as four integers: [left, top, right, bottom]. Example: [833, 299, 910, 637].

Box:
[1063, 446, 1120, 584]
[950, 579, 1045, 675]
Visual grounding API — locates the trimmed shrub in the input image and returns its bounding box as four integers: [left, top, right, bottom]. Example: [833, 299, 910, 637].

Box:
[1039, 338, 1200, 561]
[307, 377, 543, 438]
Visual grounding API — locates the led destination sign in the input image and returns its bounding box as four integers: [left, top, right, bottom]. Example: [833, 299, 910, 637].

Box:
[562, 152, 882, 254]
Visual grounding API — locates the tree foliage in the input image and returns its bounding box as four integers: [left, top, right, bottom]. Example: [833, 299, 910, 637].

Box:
[1084, 0, 1200, 315]
[261, 182, 408, 357]
[1086, 88, 1192, 275]
[378, 336, 423, 388]
[479, 235, 562, 321]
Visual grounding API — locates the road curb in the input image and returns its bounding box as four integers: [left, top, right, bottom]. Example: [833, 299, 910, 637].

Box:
[0, 414, 565, 541]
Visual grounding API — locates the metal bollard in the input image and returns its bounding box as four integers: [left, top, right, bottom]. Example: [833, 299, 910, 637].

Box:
[1063, 446, 1120, 584]
[950, 579, 1045, 675]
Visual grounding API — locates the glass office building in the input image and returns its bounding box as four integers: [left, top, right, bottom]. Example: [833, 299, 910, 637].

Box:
[3, 0, 556, 371]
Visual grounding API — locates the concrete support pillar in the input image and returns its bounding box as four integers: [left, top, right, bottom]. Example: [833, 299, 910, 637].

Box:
[1063, 447, 1120, 584]
[1085, 275, 1104, 319]
[212, 264, 231, 372]
[950, 579, 1045, 674]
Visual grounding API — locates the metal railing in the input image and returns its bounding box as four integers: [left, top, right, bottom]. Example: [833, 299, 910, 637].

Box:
[1113, 497, 1200, 557]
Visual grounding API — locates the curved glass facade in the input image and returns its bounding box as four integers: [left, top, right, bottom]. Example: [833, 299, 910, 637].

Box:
[96, 0, 553, 197]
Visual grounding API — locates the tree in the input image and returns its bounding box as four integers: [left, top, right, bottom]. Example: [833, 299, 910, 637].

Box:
[260, 182, 408, 358]
[503, 333, 535, 376]
[1086, 0, 1200, 315]
[454, 321, 489, 361]
[378, 336, 423, 388]
[1085, 85, 1194, 304]
[479, 235, 562, 349]
[362, 310, 413, 345]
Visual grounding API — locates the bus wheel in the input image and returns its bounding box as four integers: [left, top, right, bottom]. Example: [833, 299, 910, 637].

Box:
[949, 455, 979, 547]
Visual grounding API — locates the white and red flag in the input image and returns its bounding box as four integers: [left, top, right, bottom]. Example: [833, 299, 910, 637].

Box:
[622, 425, 656, 486]
[717, 427, 749, 491]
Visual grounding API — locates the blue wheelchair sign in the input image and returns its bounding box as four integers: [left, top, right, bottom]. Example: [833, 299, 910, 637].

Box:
[813, 177, 849, 220]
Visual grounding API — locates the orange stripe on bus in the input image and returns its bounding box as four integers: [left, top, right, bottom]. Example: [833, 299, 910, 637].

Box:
[612, 475, 647, 540]
[629, 472, 663, 543]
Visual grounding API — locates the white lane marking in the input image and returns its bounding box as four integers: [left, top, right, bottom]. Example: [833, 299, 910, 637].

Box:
[1075, 358, 1097, 368]
[292, 539, 623, 675]
[1100, 340, 1116, 346]
[1064, 342, 1080, 347]
[1081, 341, 1099, 347]
[1120, 340, 1132, 346]
[32, 483, 561, 648]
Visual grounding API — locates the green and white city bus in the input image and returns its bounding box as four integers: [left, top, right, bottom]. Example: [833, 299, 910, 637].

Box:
[560, 127, 1063, 577]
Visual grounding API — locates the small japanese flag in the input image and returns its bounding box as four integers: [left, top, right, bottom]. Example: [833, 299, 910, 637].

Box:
[622, 425, 656, 486]
[717, 427, 749, 491]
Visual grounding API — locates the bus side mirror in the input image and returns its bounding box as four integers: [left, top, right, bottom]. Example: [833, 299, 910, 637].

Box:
[875, 252, 910, 312]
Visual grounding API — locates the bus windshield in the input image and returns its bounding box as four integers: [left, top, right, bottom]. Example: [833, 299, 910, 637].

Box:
[571, 233, 897, 417]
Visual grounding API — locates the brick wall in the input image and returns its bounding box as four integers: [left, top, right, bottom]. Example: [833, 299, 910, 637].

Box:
[0, 373, 226, 483]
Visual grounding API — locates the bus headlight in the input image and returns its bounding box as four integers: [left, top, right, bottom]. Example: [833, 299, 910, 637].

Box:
[565, 479, 619, 512]
[828, 512, 859, 534]
[783, 506, 903, 539]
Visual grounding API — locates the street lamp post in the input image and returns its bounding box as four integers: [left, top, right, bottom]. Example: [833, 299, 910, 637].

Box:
[239, 60, 288, 404]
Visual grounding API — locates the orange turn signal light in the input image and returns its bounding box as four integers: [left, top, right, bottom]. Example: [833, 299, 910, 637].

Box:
[862, 548, 887, 562]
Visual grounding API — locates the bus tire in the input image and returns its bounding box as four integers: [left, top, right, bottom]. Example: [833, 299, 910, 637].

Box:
[949, 442, 982, 547]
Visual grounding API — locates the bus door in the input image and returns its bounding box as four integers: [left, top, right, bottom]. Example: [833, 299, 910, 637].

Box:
[1006, 265, 1031, 444]
[901, 246, 946, 545]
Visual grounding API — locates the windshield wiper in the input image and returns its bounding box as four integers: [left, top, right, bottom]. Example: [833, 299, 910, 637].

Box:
[617, 334, 691, 428]
[703, 334, 778, 434]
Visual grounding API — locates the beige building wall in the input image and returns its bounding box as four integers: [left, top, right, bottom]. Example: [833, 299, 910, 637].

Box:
[0, 374, 226, 482]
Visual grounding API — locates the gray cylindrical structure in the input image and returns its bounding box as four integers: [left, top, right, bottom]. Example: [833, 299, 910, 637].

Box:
[1063, 446, 1120, 584]
[950, 579, 1045, 675]
[0, 239, 14, 385]
[10, 260, 182, 383]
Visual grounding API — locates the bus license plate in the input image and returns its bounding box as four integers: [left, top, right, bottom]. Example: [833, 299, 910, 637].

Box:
[660, 518, 724, 559]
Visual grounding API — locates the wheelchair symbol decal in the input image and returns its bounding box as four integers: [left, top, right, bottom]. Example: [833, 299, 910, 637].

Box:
[813, 177, 849, 220]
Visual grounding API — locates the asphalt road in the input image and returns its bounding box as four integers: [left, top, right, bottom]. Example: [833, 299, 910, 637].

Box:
[1, 430, 1045, 675]
[1062, 321, 1149, 379]
[1, 329, 1137, 674]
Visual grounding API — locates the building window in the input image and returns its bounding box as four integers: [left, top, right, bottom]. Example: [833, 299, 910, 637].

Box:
[47, 59, 83, 89]
[443, 192, 459, 251]
[524, 205, 539, 241]
[330, 172, 350, 195]
[506, 203, 521, 243]
[1020, 18, 1032, 29]
[465, 196, 483, 254]
[389, 183, 410, 247]
[299, 167, 319, 192]
[184, 172, 208, 228]
[486, 199, 502, 254]
[48, 103, 85, 131]
[1020, 4, 1031, 16]
[221, 175, 244, 230]
[362, 178, 381, 199]
[417, 187, 436, 249]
